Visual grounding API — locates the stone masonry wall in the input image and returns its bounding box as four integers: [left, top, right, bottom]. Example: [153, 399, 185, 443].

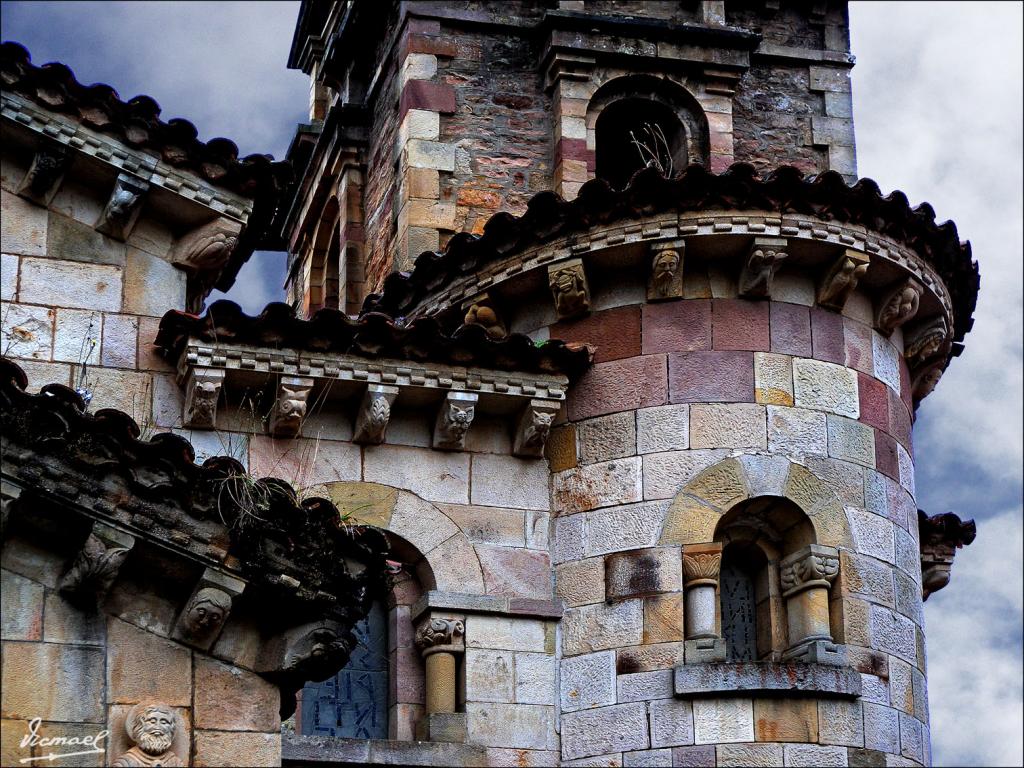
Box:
[539, 269, 928, 766]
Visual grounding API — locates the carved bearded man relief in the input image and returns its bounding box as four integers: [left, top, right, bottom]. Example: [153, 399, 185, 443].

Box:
[112, 702, 183, 767]
[651, 249, 681, 297]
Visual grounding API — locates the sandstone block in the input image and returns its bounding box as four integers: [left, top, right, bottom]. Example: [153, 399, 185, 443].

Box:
[649, 698, 694, 748]
[770, 302, 812, 357]
[465, 648, 515, 703]
[888, 656, 914, 715]
[754, 352, 793, 406]
[107, 617, 191, 706]
[793, 358, 859, 417]
[399, 108, 440, 142]
[894, 526, 920, 584]
[636, 404, 689, 454]
[641, 300, 711, 355]
[1, 253, 18, 299]
[847, 748, 887, 767]
[1, 302, 54, 360]
[644, 593, 685, 644]
[364, 444, 469, 504]
[623, 749, 672, 767]
[16, 358, 70, 392]
[860, 673, 890, 705]
[862, 702, 899, 754]
[44, 718, 131, 767]
[668, 351, 754, 403]
[552, 306, 641, 363]
[692, 698, 754, 744]
[2, 189, 47, 255]
[671, 745, 716, 767]
[21, 258, 122, 312]
[690, 403, 766, 449]
[897, 444, 915, 498]
[782, 744, 849, 767]
[561, 703, 649, 760]
[844, 317, 874, 374]
[514, 652, 555, 705]
[753, 697, 819, 742]
[828, 415, 876, 468]
[546, 424, 578, 471]
[553, 514, 586, 565]
[43, 591, 105, 645]
[402, 198, 456, 230]
[569, 356, 668, 421]
[811, 306, 847, 364]
[123, 248, 186, 316]
[616, 643, 683, 674]
[485, 749, 559, 767]
[716, 743, 783, 767]
[441, 504, 526, 547]
[471, 453, 549, 510]
[899, 712, 924, 763]
[77, 366, 152, 418]
[617, 669, 673, 702]
[465, 615, 547, 652]
[100, 312, 139, 368]
[767, 405, 827, 455]
[586, 501, 668, 556]
[871, 332, 901, 393]
[839, 551, 895, 607]
[561, 651, 616, 712]
[642, 449, 730, 500]
[858, 373, 889, 431]
[804, 457, 864, 507]
[47, 211, 126, 266]
[194, 656, 279, 731]
[1, 569, 43, 640]
[478, 545, 552, 600]
[428, 532, 486, 594]
[817, 699, 864, 747]
[712, 299, 769, 351]
[466, 703, 554, 750]
[873, 429, 900, 480]
[606, 547, 681, 601]
[405, 139, 456, 171]
[552, 458, 642, 515]
[849, 508, 895, 564]
[194, 730, 279, 768]
[562, 600, 643, 656]
[53, 308, 102, 365]
[1, 642, 104, 722]
[557, 558, 606, 606]
[578, 412, 637, 465]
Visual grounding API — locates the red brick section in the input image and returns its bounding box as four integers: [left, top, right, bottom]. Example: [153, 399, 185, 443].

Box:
[399, 80, 457, 121]
[888, 387, 914, 453]
[874, 428, 900, 481]
[668, 351, 755, 404]
[769, 302, 812, 357]
[552, 306, 641, 364]
[858, 372, 889, 432]
[843, 317, 874, 374]
[811, 307, 846, 365]
[642, 299, 711, 355]
[712, 299, 769, 351]
[569, 355, 668, 421]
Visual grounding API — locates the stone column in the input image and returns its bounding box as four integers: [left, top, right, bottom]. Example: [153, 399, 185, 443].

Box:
[779, 544, 842, 664]
[682, 543, 726, 663]
[415, 616, 465, 715]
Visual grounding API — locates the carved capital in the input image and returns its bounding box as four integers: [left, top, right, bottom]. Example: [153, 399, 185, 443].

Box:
[353, 384, 399, 445]
[817, 249, 870, 311]
[877, 278, 923, 337]
[433, 391, 478, 450]
[779, 544, 839, 597]
[682, 543, 722, 587]
[171, 567, 245, 650]
[59, 522, 135, 605]
[904, 316, 949, 371]
[462, 293, 507, 339]
[513, 399, 561, 457]
[169, 217, 243, 274]
[17, 144, 70, 205]
[738, 237, 788, 299]
[183, 368, 225, 429]
[415, 616, 466, 656]
[96, 172, 149, 241]
[269, 377, 315, 438]
[647, 241, 685, 301]
[548, 259, 590, 319]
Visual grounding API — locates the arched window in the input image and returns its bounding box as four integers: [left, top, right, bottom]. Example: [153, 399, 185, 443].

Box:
[306, 197, 341, 316]
[720, 542, 762, 662]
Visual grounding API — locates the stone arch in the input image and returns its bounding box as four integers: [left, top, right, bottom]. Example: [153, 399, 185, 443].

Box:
[311, 481, 486, 595]
[308, 196, 341, 313]
[659, 455, 853, 549]
[587, 73, 710, 185]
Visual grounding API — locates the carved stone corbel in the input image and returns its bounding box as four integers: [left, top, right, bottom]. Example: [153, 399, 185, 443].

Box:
[876, 278, 923, 337]
[647, 240, 685, 301]
[353, 384, 399, 445]
[904, 316, 949, 371]
[171, 567, 246, 650]
[513, 399, 561, 457]
[911, 360, 944, 406]
[95, 172, 149, 241]
[183, 368, 225, 429]
[169, 217, 243, 274]
[59, 521, 135, 605]
[17, 144, 70, 205]
[462, 293, 507, 339]
[738, 237, 788, 298]
[269, 377, 315, 438]
[817, 249, 870, 311]
[255, 619, 351, 684]
[919, 510, 976, 601]
[0, 479, 21, 538]
[548, 259, 590, 319]
[433, 391, 477, 450]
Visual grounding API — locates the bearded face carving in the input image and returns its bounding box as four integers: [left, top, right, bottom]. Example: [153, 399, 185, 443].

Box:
[112, 702, 183, 767]
[648, 248, 683, 300]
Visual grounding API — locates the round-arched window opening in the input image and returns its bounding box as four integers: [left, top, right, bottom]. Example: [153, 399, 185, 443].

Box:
[595, 98, 688, 190]
[720, 541, 766, 662]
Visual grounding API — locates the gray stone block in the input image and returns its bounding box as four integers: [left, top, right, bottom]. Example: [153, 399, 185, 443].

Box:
[416, 712, 468, 743]
[682, 638, 726, 664]
[605, 546, 681, 601]
[716, 743, 783, 767]
[671, 745, 715, 767]
[561, 651, 616, 712]
[561, 703, 650, 761]
[692, 698, 753, 744]
[863, 702, 899, 754]
[817, 698, 864, 747]
[649, 698, 694, 748]
[623, 748, 673, 767]
[616, 669, 673, 702]
[782, 743, 849, 767]
[674, 660, 861, 698]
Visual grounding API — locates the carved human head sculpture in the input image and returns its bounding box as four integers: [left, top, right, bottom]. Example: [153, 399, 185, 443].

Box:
[184, 587, 232, 635]
[652, 249, 680, 295]
[112, 702, 182, 767]
[283, 623, 350, 682]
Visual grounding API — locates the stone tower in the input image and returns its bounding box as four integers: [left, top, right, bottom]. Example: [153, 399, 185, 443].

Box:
[282, 2, 978, 766]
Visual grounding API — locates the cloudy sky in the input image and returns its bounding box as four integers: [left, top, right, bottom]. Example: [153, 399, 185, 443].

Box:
[2, 2, 1021, 765]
